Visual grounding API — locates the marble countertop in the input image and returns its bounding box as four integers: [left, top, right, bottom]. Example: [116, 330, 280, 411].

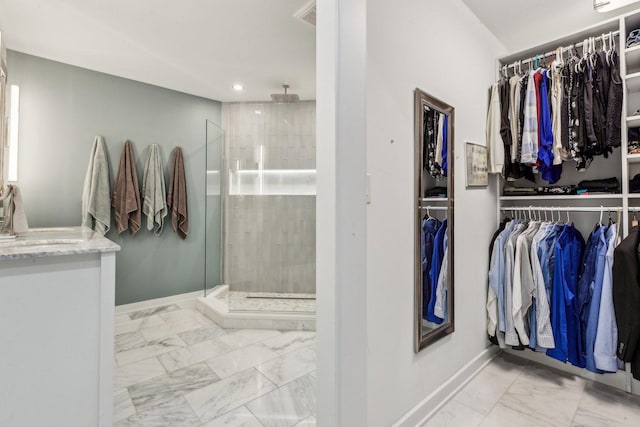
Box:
[0, 226, 120, 261]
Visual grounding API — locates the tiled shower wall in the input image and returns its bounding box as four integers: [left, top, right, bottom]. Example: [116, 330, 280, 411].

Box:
[222, 101, 316, 294]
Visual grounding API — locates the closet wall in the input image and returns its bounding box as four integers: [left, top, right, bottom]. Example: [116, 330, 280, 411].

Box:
[365, 1, 505, 425]
[7, 51, 222, 305]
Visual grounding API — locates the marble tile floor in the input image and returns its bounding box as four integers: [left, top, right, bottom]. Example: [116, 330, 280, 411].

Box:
[427, 353, 640, 427]
[114, 301, 316, 426]
[114, 299, 640, 426]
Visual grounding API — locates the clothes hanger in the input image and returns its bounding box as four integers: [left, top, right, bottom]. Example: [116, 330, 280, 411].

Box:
[599, 205, 604, 227]
[608, 31, 616, 64]
[632, 210, 638, 227]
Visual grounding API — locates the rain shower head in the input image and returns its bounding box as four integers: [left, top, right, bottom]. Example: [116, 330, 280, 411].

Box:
[271, 84, 300, 103]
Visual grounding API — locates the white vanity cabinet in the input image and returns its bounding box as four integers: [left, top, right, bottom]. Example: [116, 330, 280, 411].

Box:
[0, 227, 119, 427]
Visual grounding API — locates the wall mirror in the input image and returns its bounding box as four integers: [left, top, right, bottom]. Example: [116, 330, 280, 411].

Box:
[414, 88, 454, 352]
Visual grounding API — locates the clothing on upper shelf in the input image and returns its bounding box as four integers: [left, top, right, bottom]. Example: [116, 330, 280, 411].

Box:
[423, 106, 449, 179]
[630, 174, 640, 193]
[487, 42, 623, 182]
[487, 217, 620, 373]
[422, 217, 448, 324]
[502, 177, 619, 197]
[424, 186, 448, 198]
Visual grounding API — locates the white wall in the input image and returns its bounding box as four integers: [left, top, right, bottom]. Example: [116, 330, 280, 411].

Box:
[366, 1, 506, 425]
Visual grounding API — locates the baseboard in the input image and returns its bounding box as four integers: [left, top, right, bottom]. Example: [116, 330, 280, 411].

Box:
[115, 290, 204, 314]
[503, 348, 635, 394]
[392, 347, 500, 427]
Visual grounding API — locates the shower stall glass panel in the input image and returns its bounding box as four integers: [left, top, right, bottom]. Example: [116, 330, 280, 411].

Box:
[205, 120, 223, 295]
[222, 101, 316, 312]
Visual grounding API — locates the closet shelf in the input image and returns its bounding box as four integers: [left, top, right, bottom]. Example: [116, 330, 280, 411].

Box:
[628, 194, 640, 198]
[627, 153, 640, 163]
[626, 44, 640, 73]
[421, 197, 448, 202]
[626, 72, 640, 93]
[499, 194, 623, 201]
[626, 115, 640, 127]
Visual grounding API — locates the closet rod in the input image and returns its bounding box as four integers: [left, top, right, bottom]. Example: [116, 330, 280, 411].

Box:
[504, 30, 620, 70]
[500, 206, 622, 212]
[420, 206, 448, 211]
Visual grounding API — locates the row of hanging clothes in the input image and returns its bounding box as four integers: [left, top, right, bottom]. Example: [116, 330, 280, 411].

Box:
[423, 105, 449, 179]
[487, 32, 623, 184]
[487, 206, 622, 374]
[421, 207, 449, 324]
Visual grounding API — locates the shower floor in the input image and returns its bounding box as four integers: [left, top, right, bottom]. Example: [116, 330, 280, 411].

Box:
[229, 291, 316, 313]
[196, 285, 315, 331]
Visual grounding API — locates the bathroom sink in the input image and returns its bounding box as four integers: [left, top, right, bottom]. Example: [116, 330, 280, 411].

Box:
[0, 238, 85, 248]
[0, 228, 87, 248]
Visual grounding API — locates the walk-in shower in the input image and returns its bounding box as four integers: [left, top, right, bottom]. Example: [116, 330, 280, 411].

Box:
[199, 100, 316, 330]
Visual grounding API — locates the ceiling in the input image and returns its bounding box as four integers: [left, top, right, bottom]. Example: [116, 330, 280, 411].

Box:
[0, 0, 316, 102]
[462, 0, 640, 52]
[3, 1, 639, 103]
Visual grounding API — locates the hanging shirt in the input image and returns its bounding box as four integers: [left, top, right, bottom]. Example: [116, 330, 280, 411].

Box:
[547, 224, 585, 366]
[422, 218, 441, 320]
[488, 220, 517, 341]
[427, 219, 447, 324]
[577, 224, 605, 372]
[434, 231, 449, 320]
[531, 222, 555, 349]
[538, 70, 562, 184]
[584, 225, 608, 373]
[613, 227, 640, 380]
[520, 71, 539, 164]
[487, 83, 504, 174]
[509, 76, 521, 161]
[606, 50, 623, 149]
[435, 113, 444, 168]
[551, 50, 571, 164]
[513, 221, 540, 345]
[594, 223, 619, 372]
[505, 223, 526, 346]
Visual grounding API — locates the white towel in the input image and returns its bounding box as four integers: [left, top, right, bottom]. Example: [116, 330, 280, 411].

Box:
[82, 136, 111, 235]
[1, 184, 29, 234]
[142, 144, 167, 236]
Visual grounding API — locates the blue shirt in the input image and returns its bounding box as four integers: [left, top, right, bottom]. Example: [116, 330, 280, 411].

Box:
[538, 70, 562, 184]
[422, 218, 441, 319]
[578, 226, 607, 373]
[594, 224, 619, 372]
[427, 219, 447, 324]
[547, 225, 585, 365]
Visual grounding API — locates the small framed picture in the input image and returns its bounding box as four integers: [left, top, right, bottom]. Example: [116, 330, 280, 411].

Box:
[465, 142, 488, 188]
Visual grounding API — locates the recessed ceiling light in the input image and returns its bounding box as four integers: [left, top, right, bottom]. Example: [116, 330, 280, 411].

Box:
[232, 84, 244, 91]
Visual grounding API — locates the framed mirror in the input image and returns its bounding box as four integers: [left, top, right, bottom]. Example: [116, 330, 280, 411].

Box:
[414, 88, 454, 352]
